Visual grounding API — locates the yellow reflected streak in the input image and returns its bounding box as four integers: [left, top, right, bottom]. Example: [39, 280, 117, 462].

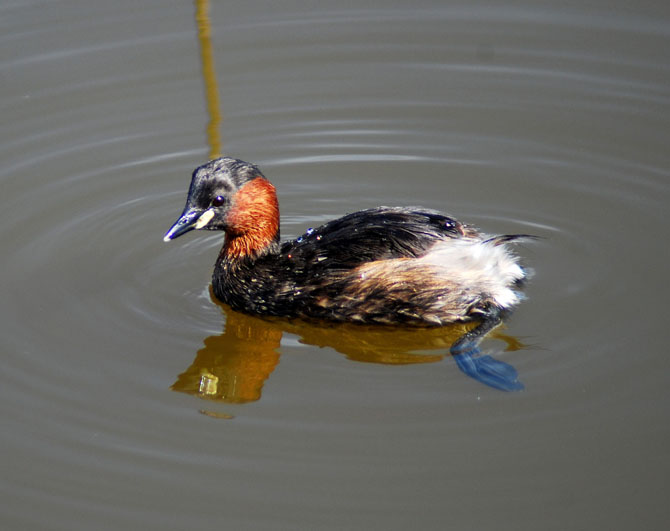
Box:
[195, 0, 222, 159]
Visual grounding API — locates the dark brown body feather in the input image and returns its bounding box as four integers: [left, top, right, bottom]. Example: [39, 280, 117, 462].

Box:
[213, 207, 518, 324]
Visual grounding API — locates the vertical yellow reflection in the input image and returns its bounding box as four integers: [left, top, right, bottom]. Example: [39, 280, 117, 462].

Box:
[195, 0, 222, 159]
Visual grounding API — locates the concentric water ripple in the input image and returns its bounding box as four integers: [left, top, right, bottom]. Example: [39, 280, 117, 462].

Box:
[2, 2, 669, 530]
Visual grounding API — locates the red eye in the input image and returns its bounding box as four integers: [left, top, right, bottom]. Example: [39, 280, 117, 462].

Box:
[212, 196, 225, 207]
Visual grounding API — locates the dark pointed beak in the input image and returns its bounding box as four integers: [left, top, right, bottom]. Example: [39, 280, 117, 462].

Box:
[163, 208, 204, 242]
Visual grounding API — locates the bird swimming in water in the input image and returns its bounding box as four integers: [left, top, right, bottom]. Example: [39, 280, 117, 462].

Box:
[164, 157, 533, 389]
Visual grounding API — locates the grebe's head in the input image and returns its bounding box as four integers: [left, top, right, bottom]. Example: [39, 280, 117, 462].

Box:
[164, 157, 279, 257]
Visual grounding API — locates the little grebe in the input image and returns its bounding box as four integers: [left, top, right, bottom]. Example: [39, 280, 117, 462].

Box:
[164, 157, 531, 330]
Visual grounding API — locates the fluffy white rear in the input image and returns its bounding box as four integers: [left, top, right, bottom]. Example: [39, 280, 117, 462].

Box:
[419, 238, 525, 309]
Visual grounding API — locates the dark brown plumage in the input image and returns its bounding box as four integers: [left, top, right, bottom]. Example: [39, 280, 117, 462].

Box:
[164, 157, 530, 326]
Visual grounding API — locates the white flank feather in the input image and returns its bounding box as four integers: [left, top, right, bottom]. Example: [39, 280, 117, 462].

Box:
[419, 238, 525, 309]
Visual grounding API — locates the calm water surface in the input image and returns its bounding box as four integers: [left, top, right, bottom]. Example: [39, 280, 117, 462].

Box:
[2, 1, 669, 530]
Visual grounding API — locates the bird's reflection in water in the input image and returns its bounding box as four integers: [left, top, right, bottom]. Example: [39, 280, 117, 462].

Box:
[171, 288, 526, 406]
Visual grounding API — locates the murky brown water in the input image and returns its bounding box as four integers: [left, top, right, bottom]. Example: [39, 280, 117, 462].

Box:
[3, 1, 669, 529]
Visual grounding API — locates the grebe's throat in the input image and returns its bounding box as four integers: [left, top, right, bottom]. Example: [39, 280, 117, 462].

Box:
[222, 177, 280, 259]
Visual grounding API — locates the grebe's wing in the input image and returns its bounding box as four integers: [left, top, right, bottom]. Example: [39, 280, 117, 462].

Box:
[280, 207, 475, 267]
